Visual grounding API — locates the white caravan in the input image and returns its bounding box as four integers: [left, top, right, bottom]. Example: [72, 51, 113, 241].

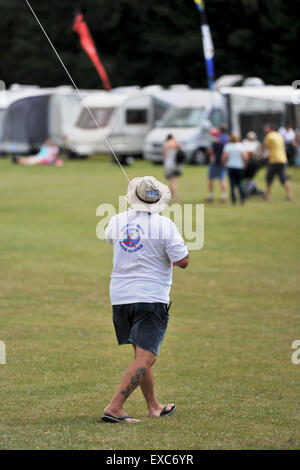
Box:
[0, 86, 84, 155]
[63, 89, 175, 158]
[144, 89, 226, 164]
[48, 86, 84, 150]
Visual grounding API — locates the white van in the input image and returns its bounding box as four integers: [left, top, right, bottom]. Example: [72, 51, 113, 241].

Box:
[143, 90, 226, 164]
[63, 89, 174, 159]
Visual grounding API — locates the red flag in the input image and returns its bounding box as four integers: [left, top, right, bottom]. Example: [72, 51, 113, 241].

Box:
[72, 12, 111, 91]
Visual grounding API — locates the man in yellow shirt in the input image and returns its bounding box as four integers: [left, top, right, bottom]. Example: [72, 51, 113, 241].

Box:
[263, 123, 292, 201]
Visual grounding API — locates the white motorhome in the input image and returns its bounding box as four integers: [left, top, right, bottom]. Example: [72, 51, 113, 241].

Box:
[144, 90, 226, 164]
[63, 89, 174, 159]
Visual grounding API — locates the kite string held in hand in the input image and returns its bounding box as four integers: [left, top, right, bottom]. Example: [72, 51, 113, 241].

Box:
[25, 0, 130, 183]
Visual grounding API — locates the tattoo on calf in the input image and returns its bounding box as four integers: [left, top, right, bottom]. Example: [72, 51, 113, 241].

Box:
[121, 367, 146, 399]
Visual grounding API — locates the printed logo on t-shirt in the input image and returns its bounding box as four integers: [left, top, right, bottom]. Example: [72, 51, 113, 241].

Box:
[120, 223, 144, 253]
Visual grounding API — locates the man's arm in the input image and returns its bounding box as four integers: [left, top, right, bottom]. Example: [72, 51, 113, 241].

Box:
[208, 146, 215, 164]
[174, 253, 189, 269]
[242, 151, 248, 165]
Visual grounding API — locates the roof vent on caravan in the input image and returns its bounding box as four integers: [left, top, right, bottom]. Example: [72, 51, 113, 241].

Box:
[214, 74, 244, 90]
[143, 85, 164, 93]
[111, 86, 141, 94]
[9, 84, 40, 91]
[242, 77, 265, 87]
[169, 85, 191, 91]
[54, 85, 74, 91]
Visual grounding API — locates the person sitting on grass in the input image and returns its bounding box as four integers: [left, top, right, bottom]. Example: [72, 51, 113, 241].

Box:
[12, 139, 63, 166]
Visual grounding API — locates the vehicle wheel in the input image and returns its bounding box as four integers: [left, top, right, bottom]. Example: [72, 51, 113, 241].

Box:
[112, 155, 134, 166]
[191, 149, 208, 165]
[65, 150, 77, 159]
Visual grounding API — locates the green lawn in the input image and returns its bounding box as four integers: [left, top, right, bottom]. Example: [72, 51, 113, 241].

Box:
[0, 156, 299, 449]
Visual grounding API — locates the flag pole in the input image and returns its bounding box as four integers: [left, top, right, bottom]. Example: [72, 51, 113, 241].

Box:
[193, 1, 215, 107]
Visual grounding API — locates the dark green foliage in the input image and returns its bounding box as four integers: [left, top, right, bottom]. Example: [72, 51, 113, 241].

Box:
[0, 0, 299, 89]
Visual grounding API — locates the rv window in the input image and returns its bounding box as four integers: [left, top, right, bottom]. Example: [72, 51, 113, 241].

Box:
[126, 109, 147, 124]
[208, 109, 223, 128]
[154, 102, 169, 122]
[76, 107, 115, 128]
[161, 107, 204, 128]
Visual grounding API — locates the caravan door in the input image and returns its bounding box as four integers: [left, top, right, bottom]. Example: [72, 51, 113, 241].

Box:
[49, 92, 82, 148]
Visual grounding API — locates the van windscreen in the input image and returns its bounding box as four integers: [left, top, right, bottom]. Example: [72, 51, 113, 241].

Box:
[76, 107, 115, 129]
[161, 107, 204, 128]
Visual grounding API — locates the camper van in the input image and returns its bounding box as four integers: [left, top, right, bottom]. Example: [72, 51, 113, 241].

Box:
[144, 84, 299, 165]
[144, 90, 226, 164]
[63, 89, 174, 159]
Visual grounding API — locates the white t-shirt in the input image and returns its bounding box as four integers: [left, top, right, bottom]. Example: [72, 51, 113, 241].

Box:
[278, 127, 296, 144]
[242, 139, 261, 156]
[223, 142, 245, 169]
[105, 209, 189, 305]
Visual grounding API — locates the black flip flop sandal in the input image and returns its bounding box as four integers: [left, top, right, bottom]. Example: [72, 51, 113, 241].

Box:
[101, 413, 141, 423]
[159, 404, 176, 418]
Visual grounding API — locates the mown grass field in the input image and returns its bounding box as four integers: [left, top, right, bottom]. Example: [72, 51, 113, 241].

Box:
[0, 156, 299, 450]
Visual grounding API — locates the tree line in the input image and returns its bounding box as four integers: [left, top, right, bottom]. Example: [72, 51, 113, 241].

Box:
[0, 0, 299, 90]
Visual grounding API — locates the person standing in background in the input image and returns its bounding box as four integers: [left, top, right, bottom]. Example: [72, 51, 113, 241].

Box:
[222, 133, 247, 205]
[263, 123, 292, 201]
[205, 125, 229, 203]
[278, 122, 297, 168]
[163, 134, 183, 203]
[242, 131, 265, 197]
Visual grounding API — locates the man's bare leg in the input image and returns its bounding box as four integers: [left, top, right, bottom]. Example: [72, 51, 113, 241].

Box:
[170, 177, 179, 203]
[104, 346, 157, 422]
[18, 156, 41, 166]
[206, 179, 214, 201]
[265, 184, 271, 200]
[132, 346, 175, 417]
[220, 178, 227, 201]
[284, 181, 293, 200]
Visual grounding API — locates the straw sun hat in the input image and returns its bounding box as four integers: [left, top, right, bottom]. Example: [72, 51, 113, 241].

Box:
[126, 176, 171, 213]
